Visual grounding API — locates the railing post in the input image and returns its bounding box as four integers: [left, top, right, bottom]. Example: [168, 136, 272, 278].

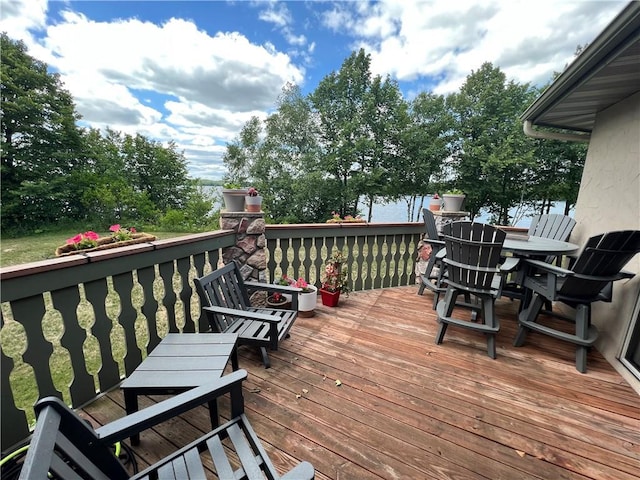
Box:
[220, 212, 267, 282]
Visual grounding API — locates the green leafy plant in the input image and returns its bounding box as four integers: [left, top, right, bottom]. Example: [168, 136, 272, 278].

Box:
[109, 224, 136, 241]
[65, 231, 99, 250]
[321, 250, 350, 295]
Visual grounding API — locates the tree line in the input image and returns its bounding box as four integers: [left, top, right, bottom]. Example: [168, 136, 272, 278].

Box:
[1, 33, 585, 234]
[1, 34, 213, 235]
[223, 49, 586, 224]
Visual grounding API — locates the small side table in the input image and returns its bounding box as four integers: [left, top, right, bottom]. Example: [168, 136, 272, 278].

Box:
[120, 333, 238, 445]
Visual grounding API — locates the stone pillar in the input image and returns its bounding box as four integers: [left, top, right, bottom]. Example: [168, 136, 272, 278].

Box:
[220, 211, 267, 282]
[433, 210, 470, 234]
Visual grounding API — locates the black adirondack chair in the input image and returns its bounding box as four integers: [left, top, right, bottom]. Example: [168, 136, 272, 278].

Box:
[514, 230, 640, 373]
[435, 222, 519, 359]
[502, 213, 576, 306]
[417, 208, 448, 309]
[16, 369, 315, 480]
[194, 262, 302, 368]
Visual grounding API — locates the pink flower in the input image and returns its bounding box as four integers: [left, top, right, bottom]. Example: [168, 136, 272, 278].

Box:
[109, 224, 121, 232]
[67, 234, 83, 245]
[130, 227, 136, 233]
[84, 231, 99, 240]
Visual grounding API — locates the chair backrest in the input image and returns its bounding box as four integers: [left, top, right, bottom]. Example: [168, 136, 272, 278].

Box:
[194, 262, 251, 332]
[19, 397, 129, 480]
[560, 230, 640, 299]
[442, 222, 506, 293]
[422, 208, 440, 241]
[528, 214, 576, 241]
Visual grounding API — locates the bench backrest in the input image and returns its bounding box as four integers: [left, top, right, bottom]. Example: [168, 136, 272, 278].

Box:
[194, 262, 251, 332]
[19, 397, 128, 480]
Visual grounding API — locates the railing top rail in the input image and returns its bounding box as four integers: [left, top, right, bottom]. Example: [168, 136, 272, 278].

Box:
[0, 231, 234, 280]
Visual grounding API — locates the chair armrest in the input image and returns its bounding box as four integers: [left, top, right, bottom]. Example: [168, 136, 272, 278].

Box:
[425, 238, 445, 248]
[96, 370, 248, 445]
[245, 281, 302, 296]
[281, 461, 315, 480]
[435, 248, 447, 260]
[203, 305, 282, 323]
[500, 257, 520, 273]
[523, 258, 573, 277]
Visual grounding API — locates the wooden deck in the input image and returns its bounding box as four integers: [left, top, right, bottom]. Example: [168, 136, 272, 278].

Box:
[82, 286, 640, 479]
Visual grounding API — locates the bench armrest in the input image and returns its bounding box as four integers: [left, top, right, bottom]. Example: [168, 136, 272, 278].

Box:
[96, 370, 248, 445]
[203, 305, 283, 323]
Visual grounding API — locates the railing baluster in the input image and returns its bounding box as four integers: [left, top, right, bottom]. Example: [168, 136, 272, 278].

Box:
[137, 266, 161, 352]
[0, 311, 30, 446]
[177, 257, 195, 333]
[159, 261, 179, 333]
[51, 287, 95, 406]
[13, 295, 63, 400]
[84, 278, 121, 391]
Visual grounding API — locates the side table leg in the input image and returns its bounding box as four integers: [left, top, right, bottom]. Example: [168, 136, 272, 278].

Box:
[123, 389, 140, 445]
[208, 399, 219, 429]
[231, 345, 239, 371]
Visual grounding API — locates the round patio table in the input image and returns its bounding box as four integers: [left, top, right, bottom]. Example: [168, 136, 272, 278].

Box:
[502, 234, 580, 257]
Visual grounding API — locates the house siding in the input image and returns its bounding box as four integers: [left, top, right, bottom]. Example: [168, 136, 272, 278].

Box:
[572, 90, 640, 391]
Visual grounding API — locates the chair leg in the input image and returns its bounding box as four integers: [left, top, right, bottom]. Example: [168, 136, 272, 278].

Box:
[514, 294, 544, 347]
[260, 347, 271, 369]
[482, 297, 497, 359]
[435, 322, 447, 345]
[575, 304, 590, 373]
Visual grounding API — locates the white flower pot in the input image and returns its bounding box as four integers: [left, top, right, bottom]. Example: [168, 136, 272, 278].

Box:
[298, 285, 317, 317]
[442, 194, 466, 212]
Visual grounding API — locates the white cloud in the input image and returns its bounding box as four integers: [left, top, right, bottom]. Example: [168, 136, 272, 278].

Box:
[2, 1, 305, 179]
[331, 0, 626, 94]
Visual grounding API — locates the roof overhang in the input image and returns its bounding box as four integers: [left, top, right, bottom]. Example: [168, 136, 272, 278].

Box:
[521, 2, 640, 137]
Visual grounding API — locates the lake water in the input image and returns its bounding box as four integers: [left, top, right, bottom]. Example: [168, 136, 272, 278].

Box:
[209, 187, 570, 228]
[362, 197, 571, 228]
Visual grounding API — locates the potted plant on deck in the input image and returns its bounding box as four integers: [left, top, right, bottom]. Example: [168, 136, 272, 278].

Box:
[320, 250, 350, 307]
[274, 275, 317, 317]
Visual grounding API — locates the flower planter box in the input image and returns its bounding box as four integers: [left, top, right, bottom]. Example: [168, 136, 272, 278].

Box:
[55, 233, 157, 257]
[320, 288, 341, 307]
[245, 195, 263, 212]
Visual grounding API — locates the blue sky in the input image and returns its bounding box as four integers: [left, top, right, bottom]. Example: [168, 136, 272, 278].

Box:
[1, 0, 627, 179]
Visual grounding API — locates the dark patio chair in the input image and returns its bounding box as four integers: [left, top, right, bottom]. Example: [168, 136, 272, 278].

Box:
[435, 222, 519, 359]
[502, 213, 576, 307]
[194, 262, 302, 368]
[514, 230, 640, 373]
[417, 208, 447, 309]
[16, 369, 315, 480]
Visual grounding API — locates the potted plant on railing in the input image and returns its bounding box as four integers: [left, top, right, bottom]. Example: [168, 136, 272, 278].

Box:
[55, 225, 156, 256]
[221, 182, 248, 212]
[320, 250, 350, 307]
[245, 187, 263, 212]
[442, 189, 466, 212]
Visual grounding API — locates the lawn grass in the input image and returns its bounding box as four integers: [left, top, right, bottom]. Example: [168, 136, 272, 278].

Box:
[0, 230, 195, 267]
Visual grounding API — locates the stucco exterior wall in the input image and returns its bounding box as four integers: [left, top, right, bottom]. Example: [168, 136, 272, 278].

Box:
[571, 91, 640, 391]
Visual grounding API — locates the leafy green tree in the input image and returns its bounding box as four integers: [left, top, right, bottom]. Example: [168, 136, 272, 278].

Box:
[448, 63, 537, 224]
[309, 49, 374, 218]
[1, 34, 84, 231]
[392, 92, 452, 220]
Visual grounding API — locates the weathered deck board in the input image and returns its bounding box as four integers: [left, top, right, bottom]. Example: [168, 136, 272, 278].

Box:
[81, 286, 640, 479]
